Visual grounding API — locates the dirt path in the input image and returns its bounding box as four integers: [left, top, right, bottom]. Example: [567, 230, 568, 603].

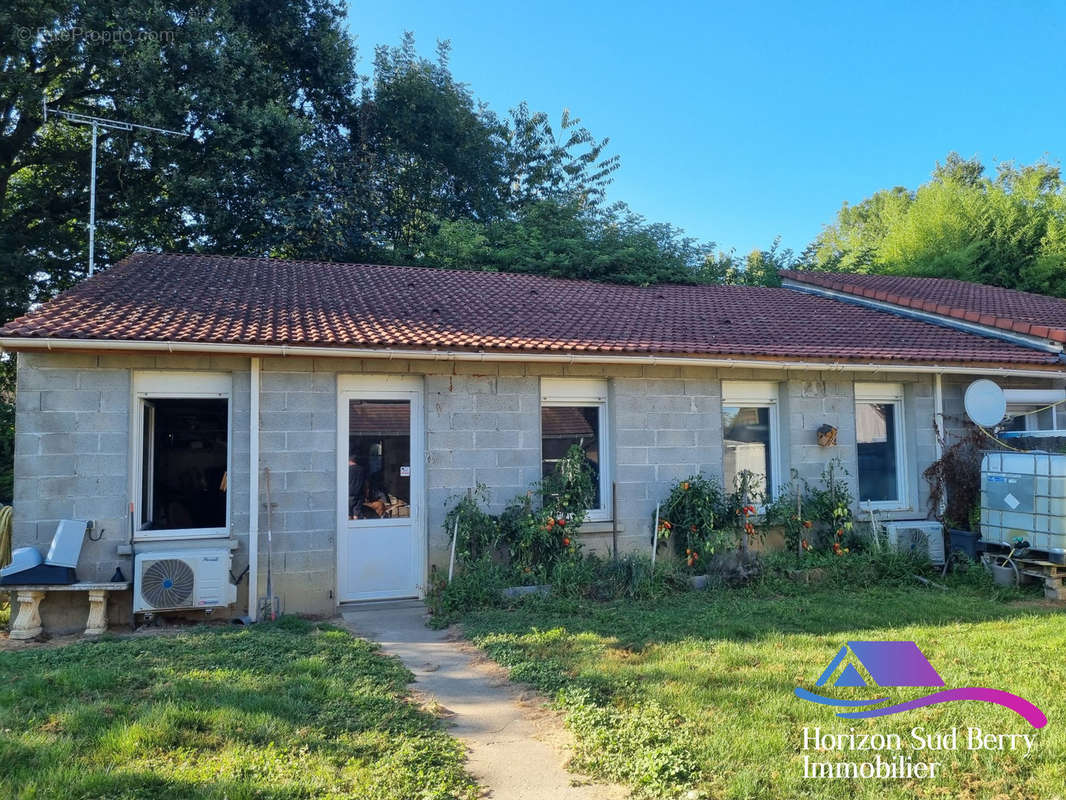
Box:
[342, 601, 628, 800]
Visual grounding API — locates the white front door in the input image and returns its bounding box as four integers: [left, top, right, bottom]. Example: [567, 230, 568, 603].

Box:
[336, 375, 425, 601]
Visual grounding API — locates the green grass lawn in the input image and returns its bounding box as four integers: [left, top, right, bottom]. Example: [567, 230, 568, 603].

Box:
[464, 580, 1066, 800]
[0, 617, 476, 800]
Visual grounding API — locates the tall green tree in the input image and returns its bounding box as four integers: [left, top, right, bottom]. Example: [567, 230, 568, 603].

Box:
[414, 200, 714, 285]
[695, 237, 795, 287]
[358, 35, 620, 264]
[804, 153, 1066, 296]
[1, 0, 363, 315]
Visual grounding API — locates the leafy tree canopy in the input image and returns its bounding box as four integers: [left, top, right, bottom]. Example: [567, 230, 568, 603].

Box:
[0, 8, 649, 317]
[802, 153, 1066, 296]
[414, 200, 714, 285]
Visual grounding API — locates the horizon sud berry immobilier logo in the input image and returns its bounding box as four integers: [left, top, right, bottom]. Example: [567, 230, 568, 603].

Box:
[794, 640, 1046, 727]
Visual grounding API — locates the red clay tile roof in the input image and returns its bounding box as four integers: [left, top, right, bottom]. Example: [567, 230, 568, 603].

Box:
[0, 253, 1058, 366]
[780, 270, 1066, 344]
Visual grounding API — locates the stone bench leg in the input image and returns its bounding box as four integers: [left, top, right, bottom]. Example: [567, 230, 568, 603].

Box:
[10, 590, 46, 640]
[85, 590, 109, 636]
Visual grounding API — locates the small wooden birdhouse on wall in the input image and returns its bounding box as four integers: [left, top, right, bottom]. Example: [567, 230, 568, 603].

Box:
[817, 424, 838, 447]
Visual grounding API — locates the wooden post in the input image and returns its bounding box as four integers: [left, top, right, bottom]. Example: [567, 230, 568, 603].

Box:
[447, 516, 458, 582]
[611, 481, 618, 560]
[740, 491, 750, 558]
[652, 503, 660, 568]
[448, 488, 470, 583]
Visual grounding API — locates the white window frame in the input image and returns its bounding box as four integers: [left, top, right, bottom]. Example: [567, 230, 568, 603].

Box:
[131, 371, 233, 541]
[540, 378, 612, 522]
[720, 380, 781, 502]
[1005, 403, 1066, 435]
[854, 382, 907, 511]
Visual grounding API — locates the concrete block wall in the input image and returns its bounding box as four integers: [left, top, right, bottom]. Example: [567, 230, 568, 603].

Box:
[425, 371, 542, 562]
[11, 351, 252, 632]
[14, 348, 1065, 625]
[257, 360, 336, 616]
[611, 368, 723, 552]
[782, 374, 858, 488]
[14, 352, 130, 581]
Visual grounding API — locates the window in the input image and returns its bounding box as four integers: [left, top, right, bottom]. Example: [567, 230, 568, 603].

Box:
[1003, 402, 1064, 435]
[134, 372, 231, 539]
[540, 378, 610, 520]
[348, 399, 412, 519]
[721, 381, 779, 500]
[855, 383, 906, 508]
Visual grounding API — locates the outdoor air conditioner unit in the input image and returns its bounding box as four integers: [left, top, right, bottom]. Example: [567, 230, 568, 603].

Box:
[880, 521, 946, 565]
[133, 548, 237, 613]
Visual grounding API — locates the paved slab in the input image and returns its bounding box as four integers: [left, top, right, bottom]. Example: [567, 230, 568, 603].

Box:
[342, 601, 627, 800]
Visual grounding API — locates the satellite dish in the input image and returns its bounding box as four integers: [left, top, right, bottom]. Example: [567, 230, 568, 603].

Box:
[964, 379, 1006, 427]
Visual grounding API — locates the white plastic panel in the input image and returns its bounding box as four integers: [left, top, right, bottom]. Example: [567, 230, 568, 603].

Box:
[981, 451, 1066, 556]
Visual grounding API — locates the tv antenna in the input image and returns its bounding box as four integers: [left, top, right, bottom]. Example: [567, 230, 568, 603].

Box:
[43, 99, 184, 276]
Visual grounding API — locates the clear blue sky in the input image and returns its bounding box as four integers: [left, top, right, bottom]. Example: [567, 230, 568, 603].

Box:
[347, 1, 1066, 256]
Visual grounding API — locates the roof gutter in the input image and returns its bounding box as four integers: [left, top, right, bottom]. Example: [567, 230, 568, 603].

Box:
[1, 336, 1063, 378]
[781, 279, 1065, 356]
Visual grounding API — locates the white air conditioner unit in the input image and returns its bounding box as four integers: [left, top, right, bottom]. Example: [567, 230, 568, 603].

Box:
[134, 548, 237, 613]
[880, 521, 946, 565]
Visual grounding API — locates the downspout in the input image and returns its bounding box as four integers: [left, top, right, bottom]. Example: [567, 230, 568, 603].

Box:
[934, 373, 945, 515]
[248, 356, 260, 621]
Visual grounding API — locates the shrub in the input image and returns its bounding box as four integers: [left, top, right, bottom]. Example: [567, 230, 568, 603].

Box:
[443, 484, 500, 565]
[552, 553, 690, 601]
[431, 444, 596, 619]
[655, 470, 766, 570]
[720, 468, 765, 555]
[764, 470, 812, 554]
[924, 424, 991, 531]
[759, 547, 933, 593]
[424, 559, 512, 625]
[655, 474, 727, 568]
[499, 493, 583, 579]
[765, 459, 855, 558]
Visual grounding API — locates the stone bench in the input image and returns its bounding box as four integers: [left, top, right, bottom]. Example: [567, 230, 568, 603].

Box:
[5, 582, 131, 639]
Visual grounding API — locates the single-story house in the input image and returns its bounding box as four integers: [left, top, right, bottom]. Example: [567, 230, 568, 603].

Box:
[2, 253, 1065, 629]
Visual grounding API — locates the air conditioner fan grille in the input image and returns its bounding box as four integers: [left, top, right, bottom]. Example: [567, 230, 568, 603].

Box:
[141, 558, 195, 608]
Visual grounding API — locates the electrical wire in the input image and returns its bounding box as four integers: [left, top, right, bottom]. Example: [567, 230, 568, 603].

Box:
[977, 424, 1026, 452]
[983, 394, 1066, 452]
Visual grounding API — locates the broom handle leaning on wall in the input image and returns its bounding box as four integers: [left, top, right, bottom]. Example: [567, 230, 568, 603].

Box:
[448, 487, 471, 583]
[652, 503, 660, 568]
[448, 515, 458, 583]
[265, 467, 275, 621]
[611, 481, 618, 560]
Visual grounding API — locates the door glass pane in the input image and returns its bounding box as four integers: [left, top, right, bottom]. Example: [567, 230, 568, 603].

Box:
[541, 405, 601, 508]
[722, 406, 772, 494]
[857, 402, 899, 502]
[349, 400, 411, 520]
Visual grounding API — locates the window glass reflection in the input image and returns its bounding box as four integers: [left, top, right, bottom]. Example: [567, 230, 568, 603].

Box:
[349, 400, 411, 519]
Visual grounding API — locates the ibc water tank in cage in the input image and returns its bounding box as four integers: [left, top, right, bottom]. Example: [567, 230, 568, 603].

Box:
[981, 451, 1066, 563]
